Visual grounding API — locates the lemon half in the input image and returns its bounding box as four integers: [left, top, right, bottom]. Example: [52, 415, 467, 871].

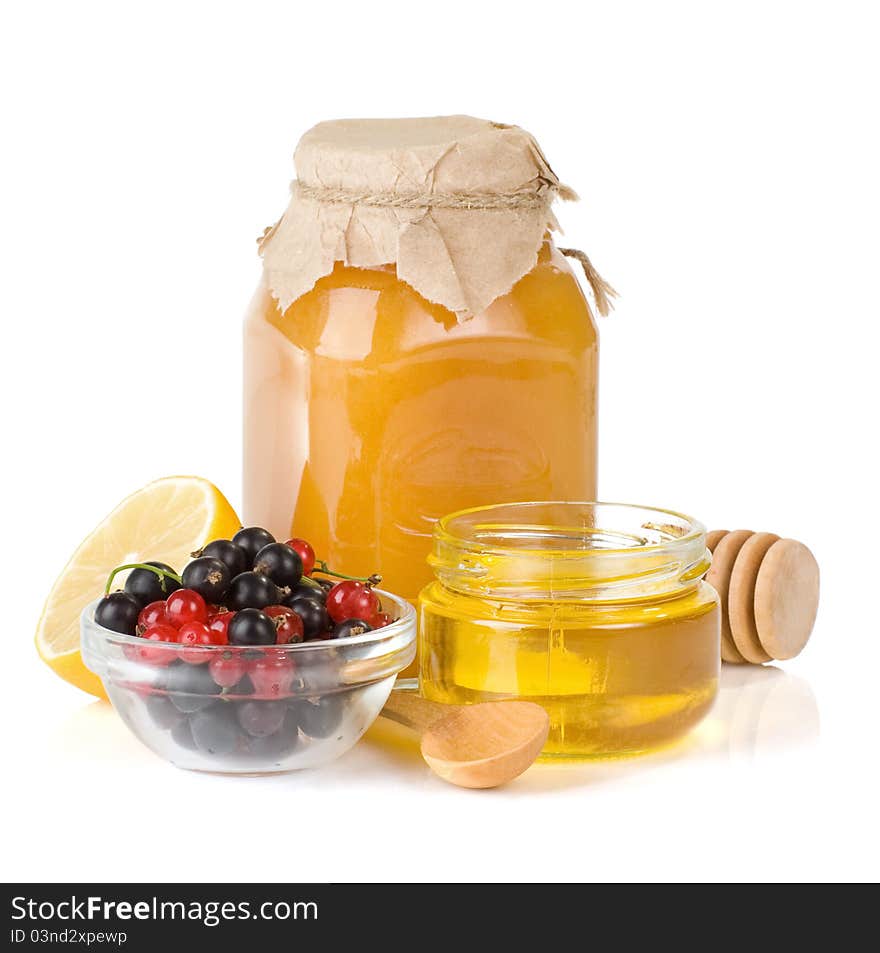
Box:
[36, 476, 241, 698]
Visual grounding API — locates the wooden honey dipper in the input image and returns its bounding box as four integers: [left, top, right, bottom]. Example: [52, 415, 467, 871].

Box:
[706, 530, 820, 664]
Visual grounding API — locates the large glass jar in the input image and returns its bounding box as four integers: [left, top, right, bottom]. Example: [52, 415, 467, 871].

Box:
[418, 502, 720, 758]
[243, 240, 598, 614]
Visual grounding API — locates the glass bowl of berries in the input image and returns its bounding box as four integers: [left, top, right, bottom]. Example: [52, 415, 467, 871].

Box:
[80, 528, 416, 774]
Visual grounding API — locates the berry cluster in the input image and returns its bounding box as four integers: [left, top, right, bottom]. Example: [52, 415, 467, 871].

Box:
[94, 526, 390, 665]
[142, 659, 345, 762]
[92, 528, 391, 764]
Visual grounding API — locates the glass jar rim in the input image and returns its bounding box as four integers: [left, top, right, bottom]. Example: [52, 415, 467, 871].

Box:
[429, 501, 710, 603]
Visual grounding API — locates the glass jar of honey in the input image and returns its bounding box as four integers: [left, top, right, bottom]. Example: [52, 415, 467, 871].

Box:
[418, 502, 720, 759]
[243, 118, 611, 665]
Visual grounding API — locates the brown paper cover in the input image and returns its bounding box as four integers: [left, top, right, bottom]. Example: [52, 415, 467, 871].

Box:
[259, 116, 574, 318]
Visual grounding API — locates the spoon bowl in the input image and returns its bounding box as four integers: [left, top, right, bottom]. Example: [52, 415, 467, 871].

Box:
[380, 692, 549, 788]
[421, 701, 550, 789]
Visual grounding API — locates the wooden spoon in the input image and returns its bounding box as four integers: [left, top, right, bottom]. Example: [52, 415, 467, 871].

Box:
[380, 691, 549, 789]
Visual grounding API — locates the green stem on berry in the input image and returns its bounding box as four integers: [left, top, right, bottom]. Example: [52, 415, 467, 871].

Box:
[313, 562, 381, 587]
[104, 563, 182, 596]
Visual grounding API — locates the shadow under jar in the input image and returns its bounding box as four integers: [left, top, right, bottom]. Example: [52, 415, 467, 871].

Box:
[418, 502, 721, 759]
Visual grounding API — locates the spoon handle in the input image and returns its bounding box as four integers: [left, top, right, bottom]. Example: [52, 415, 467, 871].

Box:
[380, 690, 462, 734]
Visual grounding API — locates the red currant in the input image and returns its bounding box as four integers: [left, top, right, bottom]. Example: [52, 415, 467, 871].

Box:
[177, 621, 224, 664]
[135, 623, 178, 666]
[373, 612, 392, 628]
[264, 605, 305, 644]
[165, 588, 208, 627]
[326, 580, 380, 624]
[285, 538, 316, 576]
[249, 652, 296, 698]
[207, 610, 235, 642]
[208, 651, 247, 688]
[138, 600, 168, 631]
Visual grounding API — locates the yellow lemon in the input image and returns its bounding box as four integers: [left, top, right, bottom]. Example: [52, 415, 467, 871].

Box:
[36, 476, 241, 698]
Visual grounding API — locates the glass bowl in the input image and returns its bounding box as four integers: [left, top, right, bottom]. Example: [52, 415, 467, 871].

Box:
[81, 590, 415, 774]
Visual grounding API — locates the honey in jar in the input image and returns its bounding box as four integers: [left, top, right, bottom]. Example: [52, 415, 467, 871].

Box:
[418, 502, 720, 758]
[244, 118, 610, 624]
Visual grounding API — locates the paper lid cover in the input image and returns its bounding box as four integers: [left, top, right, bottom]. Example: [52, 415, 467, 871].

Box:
[259, 115, 577, 318]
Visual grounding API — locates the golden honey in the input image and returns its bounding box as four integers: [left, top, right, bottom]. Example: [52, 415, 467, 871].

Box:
[418, 502, 720, 759]
[243, 242, 598, 612]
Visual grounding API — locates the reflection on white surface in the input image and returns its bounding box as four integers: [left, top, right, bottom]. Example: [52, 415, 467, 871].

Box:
[512, 664, 820, 793]
[692, 664, 820, 760]
[51, 664, 820, 794]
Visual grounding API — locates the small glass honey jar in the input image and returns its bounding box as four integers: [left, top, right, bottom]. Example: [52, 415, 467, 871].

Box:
[418, 502, 720, 759]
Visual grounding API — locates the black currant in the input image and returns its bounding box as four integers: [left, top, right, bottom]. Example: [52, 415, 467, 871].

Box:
[95, 591, 141, 635]
[227, 608, 276, 646]
[333, 618, 374, 640]
[236, 700, 287, 738]
[181, 556, 231, 603]
[286, 578, 327, 603]
[253, 542, 303, 589]
[292, 696, 345, 740]
[124, 561, 181, 606]
[232, 527, 276, 566]
[143, 693, 184, 731]
[247, 709, 300, 761]
[227, 571, 280, 610]
[170, 717, 199, 752]
[198, 539, 248, 578]
[284, 596, 330, 640]
[169, 692, 216, 713]
[163, 660, 221, 713]
[313, 577, 335, 594]
[189, 704, 239, 756]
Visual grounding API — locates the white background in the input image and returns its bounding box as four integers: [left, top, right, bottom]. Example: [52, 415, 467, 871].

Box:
[2, 0, 878, 883]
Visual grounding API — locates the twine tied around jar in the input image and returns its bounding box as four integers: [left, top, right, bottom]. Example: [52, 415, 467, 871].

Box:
[558, 248, 617, 317]
[291, 177, 578, 210]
